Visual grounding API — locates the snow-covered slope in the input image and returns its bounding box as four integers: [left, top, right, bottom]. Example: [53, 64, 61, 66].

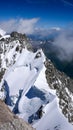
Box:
[0, 33, 73, 130]
[33, 98, 73, 130]
[0, 28, 6, 36]
[0, 35, 10, 40]
[0, 28, 10, 40]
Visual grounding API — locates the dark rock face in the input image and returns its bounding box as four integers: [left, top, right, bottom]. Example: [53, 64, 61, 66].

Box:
[45, 58, 73, 124]
[0, 69, 5, 82]
[10, 32, 33, 51]
[10, 32, 27, 42]
[0, 100, 35, 130]
[0, 34, 2, 38]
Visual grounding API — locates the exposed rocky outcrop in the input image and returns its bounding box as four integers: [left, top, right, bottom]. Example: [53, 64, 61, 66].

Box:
[0, 34, 2, 38]
[10, 32, 33, 51]
[0, 100, 35, 130]
[0, 32, 33, 82]
[10, 32, 27, 40]
[45, 58, 73, 124]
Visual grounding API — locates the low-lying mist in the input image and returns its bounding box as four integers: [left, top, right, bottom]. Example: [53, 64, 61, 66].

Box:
[53, 29, 73, 62]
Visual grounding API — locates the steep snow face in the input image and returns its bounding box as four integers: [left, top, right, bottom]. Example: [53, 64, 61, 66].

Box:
[33, 65, 73, 130]
[0, 41, 73, 130]
[2, 48, 55, 124]
[33, 98, 73, 130]
[0, 28, 6, 36]
[4, 49, 45, 97]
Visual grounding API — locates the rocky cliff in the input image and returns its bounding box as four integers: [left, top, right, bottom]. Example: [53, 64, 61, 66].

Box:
[0, 100, 35, 130]
[45, 58, 73, 124]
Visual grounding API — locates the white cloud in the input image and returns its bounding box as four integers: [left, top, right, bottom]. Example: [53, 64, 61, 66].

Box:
[54, 29, 73, 61]
[0, 18, 39, 34]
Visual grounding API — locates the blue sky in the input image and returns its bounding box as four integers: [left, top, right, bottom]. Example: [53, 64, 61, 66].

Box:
[0, 0, 73, 33]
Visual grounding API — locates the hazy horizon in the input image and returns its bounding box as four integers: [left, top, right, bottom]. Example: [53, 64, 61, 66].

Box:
[0, 0, 73, 34]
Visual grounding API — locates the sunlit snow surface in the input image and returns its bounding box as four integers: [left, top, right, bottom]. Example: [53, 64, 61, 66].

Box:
[0, 28, 6, 36]
[0, 28, 10, 40]
[1, 47, 73, 130]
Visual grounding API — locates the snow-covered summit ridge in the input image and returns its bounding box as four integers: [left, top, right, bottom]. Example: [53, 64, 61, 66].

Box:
[0, 32, 73, 130]
[0, 47, 73, 130]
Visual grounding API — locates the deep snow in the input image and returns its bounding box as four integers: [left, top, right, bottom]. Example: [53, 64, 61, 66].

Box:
[0, 42, 73, 130]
